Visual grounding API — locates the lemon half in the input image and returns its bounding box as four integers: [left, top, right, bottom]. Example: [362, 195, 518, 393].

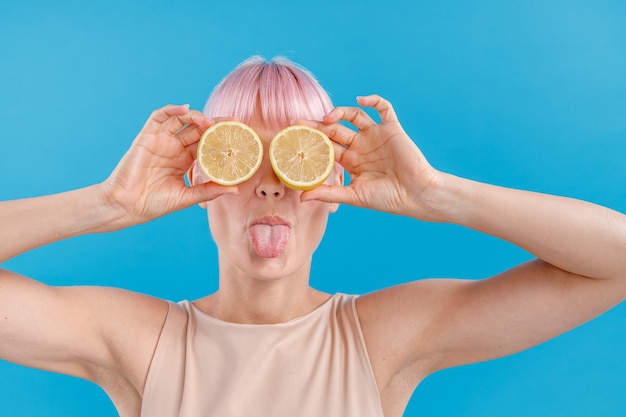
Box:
[269, 125, 335, 191]
[196, 121, 264, 186]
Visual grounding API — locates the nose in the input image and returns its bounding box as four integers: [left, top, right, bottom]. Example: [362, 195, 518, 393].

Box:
[255, 160, 285, 199]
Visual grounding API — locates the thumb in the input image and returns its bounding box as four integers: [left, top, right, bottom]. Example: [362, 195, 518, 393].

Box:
[300, 184, 356, 205]
[181, 182, 239, 208]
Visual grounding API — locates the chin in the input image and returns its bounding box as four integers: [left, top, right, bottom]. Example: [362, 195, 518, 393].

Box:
[245, 249, 312, 282]
[247, 254, 291, 279]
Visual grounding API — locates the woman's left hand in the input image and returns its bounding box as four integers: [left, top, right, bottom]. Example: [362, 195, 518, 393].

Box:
[298, 95, 441, 220]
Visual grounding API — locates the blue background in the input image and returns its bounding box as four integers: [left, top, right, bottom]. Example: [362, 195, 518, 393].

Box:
[1, 0, 625, 416]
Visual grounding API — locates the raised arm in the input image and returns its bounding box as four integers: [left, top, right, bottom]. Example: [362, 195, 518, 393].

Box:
[0, 105, 234, 403]
[297, 96, 626, 391]
[1, 105, 234, 263]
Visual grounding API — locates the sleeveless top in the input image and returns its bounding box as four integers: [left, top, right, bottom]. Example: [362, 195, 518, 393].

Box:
[140, 293, 385, 417]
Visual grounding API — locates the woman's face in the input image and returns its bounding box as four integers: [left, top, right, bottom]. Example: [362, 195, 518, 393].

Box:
[204, 115, 342, 281]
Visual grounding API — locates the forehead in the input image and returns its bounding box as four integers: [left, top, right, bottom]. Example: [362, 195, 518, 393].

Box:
[247, 112, 284, 142]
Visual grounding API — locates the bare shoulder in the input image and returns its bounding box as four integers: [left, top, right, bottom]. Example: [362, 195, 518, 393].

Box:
[355, 280, 459, 380]
[61, 284, 170, 391]
[0, 269, 169, 400]
[356, 277, 467, 338]
[356, 259, 625, 387]
[354, 279, 465, 413]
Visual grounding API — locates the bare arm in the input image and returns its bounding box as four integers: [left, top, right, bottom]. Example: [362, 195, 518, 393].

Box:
[358, 177, 626, 376]
[1, 105, 233, 264]
[0, 183, 167, 392]
[435, 174, 626, 283]
[419, 174, 626, 368]
[297, 96, 626, 388]
[0, 105, 234, 393]
[0, 185, 120, 263]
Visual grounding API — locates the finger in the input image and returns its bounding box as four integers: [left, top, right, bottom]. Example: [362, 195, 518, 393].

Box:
[175, 122, 207, 148]
[323, 106, 377, 131]
[179, 182, 240, 208]
[180, 116, 243, 156]
[142, 104, 190, 134]
[292, 119, 359, 148]
[184, 142, 200, 161]
[209, 116, 240, 123]
[300, 184, 358, 206]
[330, 140, 349, 166]
[357, 95, 399, 123]
[162, 110, 213, 136]
[177, 115, 241, 147]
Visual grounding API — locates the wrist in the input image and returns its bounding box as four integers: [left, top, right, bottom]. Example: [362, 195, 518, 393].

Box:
[54, 183, 134, 236]
[411, 171, 468, 224]
[0, 184, 135, 263]
[92, 182, 139, 233]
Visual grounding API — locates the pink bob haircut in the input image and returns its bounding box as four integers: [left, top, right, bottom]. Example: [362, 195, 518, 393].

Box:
[189, 56, 339, 187]
[203, 56, 334, 130]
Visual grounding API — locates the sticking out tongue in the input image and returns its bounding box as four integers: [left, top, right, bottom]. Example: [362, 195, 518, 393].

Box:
[249, 224, 291, 258]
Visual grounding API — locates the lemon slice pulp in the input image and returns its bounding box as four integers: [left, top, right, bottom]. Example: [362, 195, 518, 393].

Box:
[269, 125, 335, 191]
[196, 121, 263, 186]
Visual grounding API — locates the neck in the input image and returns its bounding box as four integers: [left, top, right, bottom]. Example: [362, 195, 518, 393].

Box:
[194, 257, 330, 324]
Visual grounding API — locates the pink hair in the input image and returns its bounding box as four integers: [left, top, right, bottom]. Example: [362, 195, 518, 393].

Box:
[203, 56, 334, 130]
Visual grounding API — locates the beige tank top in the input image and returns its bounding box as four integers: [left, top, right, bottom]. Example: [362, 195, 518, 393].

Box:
[140, 293, 384, 417]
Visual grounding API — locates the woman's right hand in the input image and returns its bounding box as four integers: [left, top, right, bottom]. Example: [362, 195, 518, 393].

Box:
[102, 105, 238, 228]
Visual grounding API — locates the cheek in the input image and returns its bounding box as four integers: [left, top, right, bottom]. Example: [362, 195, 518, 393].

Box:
[206, 197, 242, 240]
[299, 202, 332, 236]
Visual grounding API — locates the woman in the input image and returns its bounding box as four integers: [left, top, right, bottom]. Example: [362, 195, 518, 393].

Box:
[1, 56, 625, 417]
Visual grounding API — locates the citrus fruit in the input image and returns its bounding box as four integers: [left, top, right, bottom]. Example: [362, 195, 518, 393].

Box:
[196, 121, 263, 186]
[269, 125, 335, 191]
